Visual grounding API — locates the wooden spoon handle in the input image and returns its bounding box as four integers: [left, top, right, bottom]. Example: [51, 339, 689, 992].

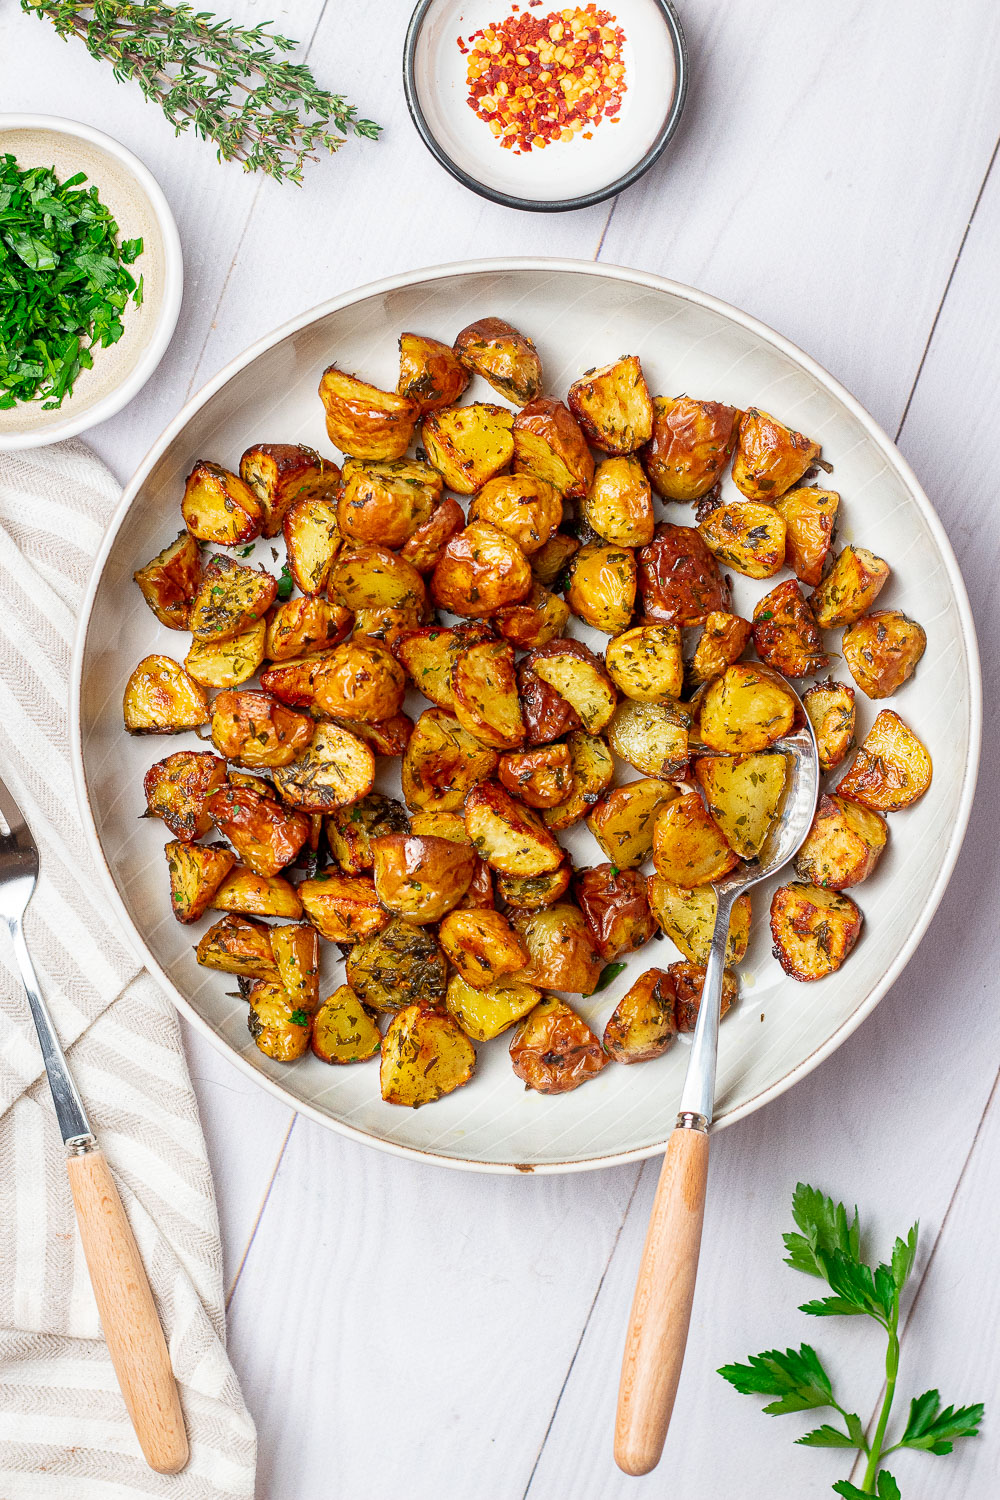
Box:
[614, 1125, 709, 1476]
[66, 1147, 189, 1474]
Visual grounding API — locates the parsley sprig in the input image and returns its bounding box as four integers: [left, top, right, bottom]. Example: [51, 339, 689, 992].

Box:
[719, 1184, 984, 1496]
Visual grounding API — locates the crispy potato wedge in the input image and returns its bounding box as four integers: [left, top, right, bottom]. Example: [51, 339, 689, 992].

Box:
[181, 460, 262, 545]
[836, 709, 932, 812]
[646, 879, 751, 964]
[512, 396, 594, 497]
[123, 655, 210, 734]
[641, 396, 740, 502]
[697, 663, 798, 753]
[133, 531, 201, 630]
[809, 545, 890, 628]
[508, 903, 602, 996]
[271, 722, 375, 811]
[565, 541, 637, 634]
[380, 1004, 476, 1107]
[732, 408, 821, 501]
[431, 521, 532, 618]
[770, 882, 862, 980]
[542, 730, 614, 832]
[206, 784, 311, 876]
[283, 494, 341, 596]
[529, 638, 618, 732]
[652, 792, 739, 886]
[394, 625, 462, 709]
[327, 793, 409, 874]
[338, 457, 443, 548]
[497, 744, 573, 809]
[226, 769, 273, 795]
[803, 679, 856, 772]
[299, 872, 388, 943]
[398, 331, 470, 413]
[210, 866, 302, 918]
[842, 610, 926, 699]
[575, 864, 655, 960]
[184, 618, 267, 689]
[607, 699, 690, 778]
[319, 366, 418, 461]
[346, 916, 447, 1011]
[265, 596, 352, 661]
[494, 583, 570, 649]
[371, 832, 476, 923]
[247, 980, 312, 1062]
[774, 487, 839, 586]
[312, 637, 406, 723]
[517, 657, 581, 745]
[211, 690, 314, 769]
[421, 402, 514, 494]
[638, 523, 732, 627]
[468, 473, 562, 555]
[687, 611, 753, 689]
[259, 651, 335, 709]
[439, 909, 529, 989]
[269, 923, 320, 1013]
[454, 317, 542, 405]
[587, 778, 679, 868]
[510, 996, 607, 1093]
[603, 969, 678, 1063]
[580, 456, 654, 546]
[189, 553, 278, 644]
[165, 840, 235, 924]
[401, 496, 466, 575]
[451, 639, 525, 749]
[605, 624, 683, 702]
[465, 781, 564, 876]
[567, 355, 653, 454]
[699, 499, 786, 579]
[694, 752, 788, 860]
[752, 579, 828, 678]
[239, 443, 340, 538]
[671, 962, 738, 1031]
[408, 810, 469, 842]
[445, 973, 539, 1041]
[311, 984, 382, 1064]
[196, 913, 277, 977]
[328, 544, 427, 617]
[495, 866, 572, 909]
[530, 531, 581, 588]
[795, 793, 888, 890]
[144, 751, 226, 841]
[402, 708, 498, 812]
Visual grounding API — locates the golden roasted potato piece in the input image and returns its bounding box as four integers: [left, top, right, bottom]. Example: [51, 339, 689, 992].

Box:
[517, 657, 581, 745]
[530, 531, 581, 588]
[188, 553, 278, 645]
[165, 840, 235, 924]
[311, 984, 382, 1064]
[752, 579, 828, 678]
[133, 531, 201, 630]
[239, 443, 340, 538]
[462, 856, 499, 911]
[770, 882, 862, 981]
[210, 866, 303, 919]
[439, 909, 529, 989]
[371, 832, 476, 923]
[211, 690, 314, 769]
[181, 460, 262, 545]
[269, 922, 320, 1013]
[587, 778, 679, 868]
[608, 699, 690, 778]
[398, 331, 469, 412]
[580, 456, 654, 546]
[836, 709, 932, 812]
[510, 996, 607, 1093]
[451, 639, 525, 750]
[347, 916, 447, 1011]
[402, 708, 498, 812]
[494, 583, 570, 649]
[699, 500, 786, 579]
[803, 679, 856, 772]
[319, 365, 418, 461]
[430, 521, 532, 618]
[329, 545, 427, 618]
[445, 973, 539, 1041]
[283, 494, 341, 596]
[226, 769, 273, 795]
[809, 546, 890, 629]
[641, 396, 740, 502]
[567, 354, 653, 454]
[694, 752, 788, 860]
[258, 651, 333, 710]
[638, 523, 732, 627]
[401, 496, 466, 575]
[495, 866, 572, 909]
[575, 864, 655, 959]
[206, 784, 311, 876]
[184, 618, 267, 689]
[381, 1004, 476, 1107]
[465, 781, 563, 876]
[247, 980, 312, 1062]
[394, 625, 463, 709]
[774, 487, 839, 586]
[196, 913, 277, 977]
[497, 744, 573, 809]
[453, 316, 542, 405]
[732, 408, 821, 501]
[670, 962, 738, 1032]
[513, 396, 594, 498]
[408, 810, 469, 842]
[334, 713, 414, 757]
[606, 625, 683, 702]
[338, 457, 443, 548]
[795, 794, 888, 890]
[697, 663, 798, 753]
[350, 602, 422, 650]
[327, 793, 409, 874]
[510, 902, 604, 995]
[421, 402, 514, 494]
[123, 655, 210, 734]
[688, 611, 753, 689]
[603, 969, 677, 1063]
[312, 637, 406, 723]
[143, 751, 226, 841]
[265, 596, 352, 662]
[646, 879, 751, 964]
[652, 792, 739, 886]
[529, 638, 618, 733]
[468, 473, 561, 555]
[299, 872, 388, 942]
[542, 730, 614, 832]
[271, 722, 375, 812]
[566, 541, 637, 634]
[842, 610, 926, 699]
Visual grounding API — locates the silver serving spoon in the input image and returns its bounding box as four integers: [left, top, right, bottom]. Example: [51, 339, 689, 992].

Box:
[615, 691, 820, 1476]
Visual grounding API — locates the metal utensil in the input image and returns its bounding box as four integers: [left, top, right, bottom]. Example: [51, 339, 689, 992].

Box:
[615, 697, 820, 1476]
[0, 771, 188, 1474]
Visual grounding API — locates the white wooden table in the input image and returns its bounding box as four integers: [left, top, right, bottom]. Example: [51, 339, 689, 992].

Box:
[4, 2, 999, 1494]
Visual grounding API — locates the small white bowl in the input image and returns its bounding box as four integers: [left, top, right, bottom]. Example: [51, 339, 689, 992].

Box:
[0, 115, 183, 451]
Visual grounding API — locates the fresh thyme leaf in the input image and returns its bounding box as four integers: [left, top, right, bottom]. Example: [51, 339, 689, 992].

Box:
[717, 1344, 834, 1414]
[898, 1390, 984, 1455]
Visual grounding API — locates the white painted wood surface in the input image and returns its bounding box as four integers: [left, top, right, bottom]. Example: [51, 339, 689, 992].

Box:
[3, 0, 999, 1494]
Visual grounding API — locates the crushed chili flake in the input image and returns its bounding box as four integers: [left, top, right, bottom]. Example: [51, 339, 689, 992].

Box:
[458, 5, 627, 153]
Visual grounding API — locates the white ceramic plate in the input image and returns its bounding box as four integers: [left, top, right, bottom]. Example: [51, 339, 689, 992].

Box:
[71, 260, 981, 1174]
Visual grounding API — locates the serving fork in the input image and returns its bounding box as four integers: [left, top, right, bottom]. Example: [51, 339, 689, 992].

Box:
[0, 771, 188, 1474]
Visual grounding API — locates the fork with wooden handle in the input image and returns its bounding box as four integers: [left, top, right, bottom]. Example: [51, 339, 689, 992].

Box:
[0, 771, 188, 1474]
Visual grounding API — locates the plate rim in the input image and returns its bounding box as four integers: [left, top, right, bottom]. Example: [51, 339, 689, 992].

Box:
[69, 256, 983, 1174]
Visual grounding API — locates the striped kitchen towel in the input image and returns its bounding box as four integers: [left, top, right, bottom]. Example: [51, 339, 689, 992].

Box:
[0, 440, 256, 1499]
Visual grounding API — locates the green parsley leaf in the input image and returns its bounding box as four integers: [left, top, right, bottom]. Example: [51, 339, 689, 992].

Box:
[717, 1344, 834, 1415]
[899, 1390, 984, 1455]
[276, 563, 294, 601]
[593, 961, 627, 993]
[795, 1421, 859, 1449]
[833, 1472, 900, 1500]
[783, 1182, 861, 1279]
[289, 1009, 309, 1028]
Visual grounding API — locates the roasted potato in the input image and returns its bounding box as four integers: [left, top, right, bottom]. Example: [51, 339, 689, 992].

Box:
[408, 810, 470, 843]
[269, 923, 320, 1013]
[752, 579, 828, 678]
[641, 396, 740, 502]
[439, 909, 529, 989]
[196, 913, 277, 978]
[605, 624, 683, 702]
[453, 317, 542, 405]
[397, 331, 470, 413]
[509, 903, 603, 995]
[575, 864, 655, 959]
[184, 618, 267, 689]
[401, 497, 466, 575]
[346, 916, 448, 1010]
[652, 792, 739, 886]
[299, 872, 388, 943]
[687, 611, 753, 689]
[259, 651, 335, 709]
[123, 655, 210, 734]
[206, 784, 311, 876]
[732, 408, 821, 501]
[462, 856, 496, 912]
[247, 980, 312, 1063]
[328, 544, 427, 618]
[402, 708, 498, 812]
[312, 637, 406, 723]
[318, 365, 418, 461]
[133, 531, 201, 629]
[528, 638, 618, 733]
[327, 793, 409, 874]
[842, 610, 926, 699]
[380, 1004, 476, 1108]
[211, 690, 314, 769]
[646, 879, 751, 964]
[541, 730, 614, 832]
[338, 457, 443, 548]
[836, 709, 932, 812]
[265, 596, 352, 662]
[565, 541, 637, 634]
[271, 722, 375, 811]
[430, 521, 532, 617]
[239, 443, 340, 539]
[531, 533, 581, 590]
[517, 656, 581, 745]
[699, 500, 786, 579]
[468, 473, 562, 555]
[603, 968, 678, 1063]
[465, 781, 563, 876]
[143, 751, 226, 840]
[497, 744, 573, 809]
[567, 355, 653, 454]
[282, 494, 341, 596]
[421, 403, 514, 493]
[165, 840, 236, 924]
[371, 832, 476, 923]
[509, 996, 607, 1093]
[349, 603, 422, 650]
[451, 639, 525, 749]
[495, 866, 572, 910]
[795, 794, 888, 890]
[445, 973, 539, 1041]
[607, 699, 690, 779]
[809, 545, 890, 629]
[803, 679, 856, 772]
[335, 713, 414, 758]
[394, 625, 465, 710]
[188, 553, 278, 644]
[210, 866, 303, 919]
[770, 882, 862, 980]
[694, 752, 788, 860]
[637, 523, 732, 627]
[774, 487, 839, 586]
[586, 778, 679, 868]
[181, 460, 262, 545]
[697, 663, 798, 753]
[670, 962, 738, 1032]
[512, 396, 594, 497]
[311, 985, 382, 1064]
[581, 456, 655, 547]
[494, 583, 571, 649]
